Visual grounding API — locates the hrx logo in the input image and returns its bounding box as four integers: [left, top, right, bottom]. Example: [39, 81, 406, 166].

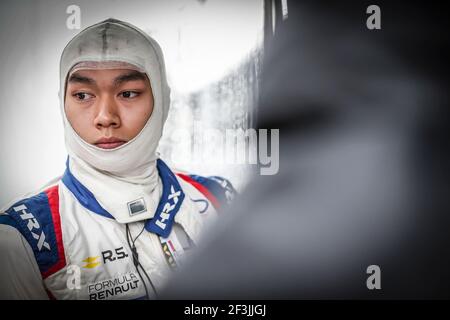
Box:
[155, 185, 181, 230]
[13, 204, 50, 251]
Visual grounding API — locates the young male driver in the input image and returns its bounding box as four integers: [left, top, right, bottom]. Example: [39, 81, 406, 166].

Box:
[0, 18, 235, 300]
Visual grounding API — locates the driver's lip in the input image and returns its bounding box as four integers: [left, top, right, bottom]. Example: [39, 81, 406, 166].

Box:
[94, 137, 127, 149]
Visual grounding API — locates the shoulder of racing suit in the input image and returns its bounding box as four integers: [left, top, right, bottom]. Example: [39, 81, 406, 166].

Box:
[176, 173, 237, 211]
[0, 184, 66, 280]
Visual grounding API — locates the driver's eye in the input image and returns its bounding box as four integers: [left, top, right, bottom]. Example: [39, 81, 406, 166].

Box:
[73, 92, 93, 101]
[121, 91, 139, 98]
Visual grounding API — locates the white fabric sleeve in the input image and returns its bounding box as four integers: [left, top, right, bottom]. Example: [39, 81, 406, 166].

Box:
[0, 224, 49, 299]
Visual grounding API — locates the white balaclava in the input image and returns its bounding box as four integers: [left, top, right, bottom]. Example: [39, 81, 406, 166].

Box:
[59, 18, 171, 223]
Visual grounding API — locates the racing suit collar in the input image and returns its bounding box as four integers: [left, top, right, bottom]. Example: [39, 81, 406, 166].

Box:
[62, 157, 185, 237]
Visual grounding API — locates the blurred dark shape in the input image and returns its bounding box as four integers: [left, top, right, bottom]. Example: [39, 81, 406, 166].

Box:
[163, 1, 450, 299]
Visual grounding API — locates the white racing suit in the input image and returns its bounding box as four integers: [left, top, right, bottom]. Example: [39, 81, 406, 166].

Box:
[0, 159, 235, 299]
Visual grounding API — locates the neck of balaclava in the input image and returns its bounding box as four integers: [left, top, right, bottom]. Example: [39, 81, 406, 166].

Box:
[66, 154, 162, 223]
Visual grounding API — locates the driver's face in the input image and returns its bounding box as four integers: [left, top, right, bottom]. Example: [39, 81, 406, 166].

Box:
[64, 68, 154, 149]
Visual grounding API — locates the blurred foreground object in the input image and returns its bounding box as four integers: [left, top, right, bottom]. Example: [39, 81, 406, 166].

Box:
[163, 1, 450, 299]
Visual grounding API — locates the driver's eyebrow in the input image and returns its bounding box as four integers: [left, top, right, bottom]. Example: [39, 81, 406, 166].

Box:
[113, 71, 147, 86]
[68, 73, 95, 85]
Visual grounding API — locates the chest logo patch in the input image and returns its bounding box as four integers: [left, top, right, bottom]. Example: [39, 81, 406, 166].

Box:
[82, 256, 100, 269]
[127, 198, 147, 216]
